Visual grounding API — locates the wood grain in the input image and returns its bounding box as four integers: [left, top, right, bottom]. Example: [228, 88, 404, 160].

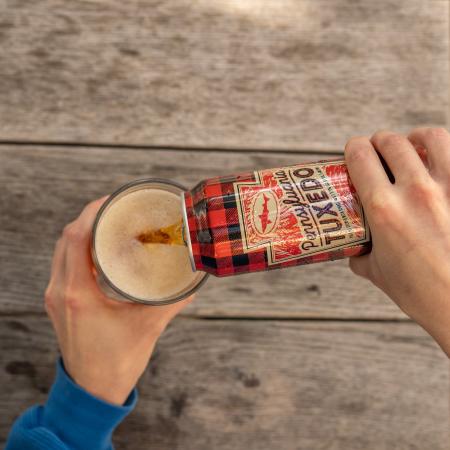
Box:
[0, 0, 447, 150]
[0, 316, 447, 449]
[0, 144, 402, 318]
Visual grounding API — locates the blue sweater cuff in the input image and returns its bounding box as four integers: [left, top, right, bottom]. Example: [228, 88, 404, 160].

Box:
[42, 358, 137, 450]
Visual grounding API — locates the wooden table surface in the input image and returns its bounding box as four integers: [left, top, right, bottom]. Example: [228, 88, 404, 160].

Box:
[0, 1, 449, 449]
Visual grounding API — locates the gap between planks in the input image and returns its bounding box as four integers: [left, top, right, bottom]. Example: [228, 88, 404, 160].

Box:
[0, 311, 411, 323]
[0, 140, 344, 156]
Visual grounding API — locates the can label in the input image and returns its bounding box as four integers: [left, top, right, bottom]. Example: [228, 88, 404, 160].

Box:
[233, 161, 370, 265]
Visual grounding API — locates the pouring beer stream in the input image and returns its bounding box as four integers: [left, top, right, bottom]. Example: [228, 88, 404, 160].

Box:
[136, 220, 184, 246]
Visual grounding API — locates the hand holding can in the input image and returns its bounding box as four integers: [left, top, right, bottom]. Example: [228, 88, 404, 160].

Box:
[345, 128, 450, 357]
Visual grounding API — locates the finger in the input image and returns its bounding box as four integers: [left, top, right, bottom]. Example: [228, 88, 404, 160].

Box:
[348, 254, 372, 281]
[76, 195, 110, 237]
[63, 196, 109, 289]
[370, 130, 428, 183]
[49, 237, 66, 283]
[64, 239, 98, 291]
[62, 196, 109, 242]
[408, 127, 450, 180]
[45, 237, 67, 312]
[413, 145, 429, 170]
[344, 136, 392, 205]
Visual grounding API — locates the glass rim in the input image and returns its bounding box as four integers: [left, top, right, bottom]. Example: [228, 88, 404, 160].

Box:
[91, 178, 209, 305]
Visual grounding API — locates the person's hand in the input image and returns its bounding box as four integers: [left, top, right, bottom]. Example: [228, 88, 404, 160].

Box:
[345, 127, 450, 358]
[44, 197, 194, 405]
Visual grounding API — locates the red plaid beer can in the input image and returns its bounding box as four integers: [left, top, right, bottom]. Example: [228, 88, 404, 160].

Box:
[181, 159, 371, 277]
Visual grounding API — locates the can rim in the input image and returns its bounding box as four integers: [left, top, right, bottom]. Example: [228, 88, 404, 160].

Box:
[91, 177, 209, 306]
[180, 192, 197, 272]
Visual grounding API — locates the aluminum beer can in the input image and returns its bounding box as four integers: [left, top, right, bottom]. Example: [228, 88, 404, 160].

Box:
[181, 159, 371, 277]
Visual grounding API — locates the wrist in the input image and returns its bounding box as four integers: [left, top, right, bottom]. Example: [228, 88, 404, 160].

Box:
[64, 361, 137, 405]
[73, 377, 134, 405]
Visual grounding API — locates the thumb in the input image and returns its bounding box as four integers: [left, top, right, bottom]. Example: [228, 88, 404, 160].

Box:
[349, 254, 372, 281]
[160, 294, 196, 321]
[139, 294, 196, 336]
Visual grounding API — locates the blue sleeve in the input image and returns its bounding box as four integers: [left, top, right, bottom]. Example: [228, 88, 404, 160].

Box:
[5, 358, 138, 450]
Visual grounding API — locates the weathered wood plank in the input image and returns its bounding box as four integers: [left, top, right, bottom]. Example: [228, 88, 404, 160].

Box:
[0, 316, 447, 449]
[0, 1, 447, 150]
[0, 145, 402, 318]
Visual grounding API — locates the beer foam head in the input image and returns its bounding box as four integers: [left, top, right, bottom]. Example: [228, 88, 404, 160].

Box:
[95, 188, 201, 301]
